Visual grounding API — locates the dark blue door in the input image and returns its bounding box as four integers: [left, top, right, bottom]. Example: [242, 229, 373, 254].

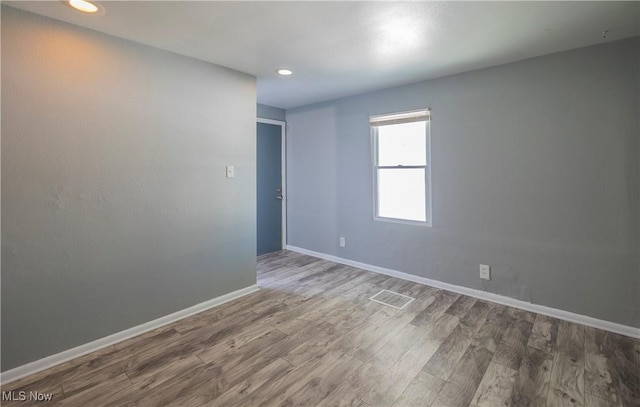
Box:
[257, 122, 282, 255]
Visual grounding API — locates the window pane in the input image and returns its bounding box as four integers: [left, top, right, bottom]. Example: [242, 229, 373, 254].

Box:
[377, 168, 426, 222]
[377, 121, 426, 166]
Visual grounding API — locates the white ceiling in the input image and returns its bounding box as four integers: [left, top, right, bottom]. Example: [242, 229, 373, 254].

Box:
[5, 1, 640, 109]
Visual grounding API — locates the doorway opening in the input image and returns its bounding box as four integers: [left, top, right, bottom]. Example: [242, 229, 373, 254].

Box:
[257, 118, 286, 255]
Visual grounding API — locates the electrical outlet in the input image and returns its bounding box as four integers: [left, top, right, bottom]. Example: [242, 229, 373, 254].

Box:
[226, 165, 235, 178]
[339, 237, 346, 247]
[480, 264, 491, 280]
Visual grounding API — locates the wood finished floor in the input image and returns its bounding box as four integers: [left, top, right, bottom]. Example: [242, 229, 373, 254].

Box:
[2, 250, 639, 406]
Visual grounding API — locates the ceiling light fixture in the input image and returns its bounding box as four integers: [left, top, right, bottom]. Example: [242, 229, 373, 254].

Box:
[68, 0, 99, 13]
[277, 69, 293, 76]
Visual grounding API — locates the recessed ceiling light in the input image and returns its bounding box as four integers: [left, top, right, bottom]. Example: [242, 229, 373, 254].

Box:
[68, 0, 99, 13]
[277, 69, 293, 76]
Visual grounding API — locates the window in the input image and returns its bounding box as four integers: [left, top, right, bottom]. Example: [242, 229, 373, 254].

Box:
[371, 109, 431, 226]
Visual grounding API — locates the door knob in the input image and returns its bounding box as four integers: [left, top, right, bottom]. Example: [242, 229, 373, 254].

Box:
[276, 188, 283, 200]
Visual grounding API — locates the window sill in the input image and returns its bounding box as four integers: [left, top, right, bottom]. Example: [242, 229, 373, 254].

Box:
[373, 216, 432, 227]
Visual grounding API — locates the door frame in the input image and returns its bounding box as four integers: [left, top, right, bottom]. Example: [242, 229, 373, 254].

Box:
[257, 118, 287, 249]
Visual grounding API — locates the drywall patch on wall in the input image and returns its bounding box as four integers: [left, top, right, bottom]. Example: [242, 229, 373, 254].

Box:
[1, 6, 257, 371]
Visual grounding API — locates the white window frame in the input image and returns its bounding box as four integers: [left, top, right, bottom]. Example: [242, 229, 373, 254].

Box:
[371, 108, 432, 227]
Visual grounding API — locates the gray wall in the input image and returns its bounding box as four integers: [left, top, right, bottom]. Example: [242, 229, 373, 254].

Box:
[1, 7, 257, 371]
[286, 38, 640, 328]
[257, 103, 286, 122]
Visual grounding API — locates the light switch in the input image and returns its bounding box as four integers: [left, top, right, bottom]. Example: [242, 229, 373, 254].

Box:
[226, 165, 235, 178]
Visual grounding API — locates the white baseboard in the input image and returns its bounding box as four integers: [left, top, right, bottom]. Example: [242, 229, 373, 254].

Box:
[287, 245, 640, 339]
[0, 284, 260, 385]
